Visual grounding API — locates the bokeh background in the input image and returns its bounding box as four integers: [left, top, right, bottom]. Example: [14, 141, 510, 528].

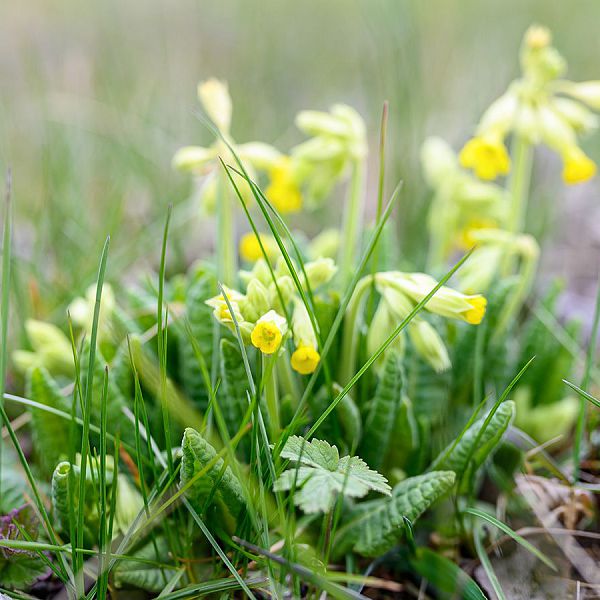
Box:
[2, 0, 600, 330]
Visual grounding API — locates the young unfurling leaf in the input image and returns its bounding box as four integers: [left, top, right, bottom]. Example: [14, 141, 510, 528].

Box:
[273, 436, 390, 513]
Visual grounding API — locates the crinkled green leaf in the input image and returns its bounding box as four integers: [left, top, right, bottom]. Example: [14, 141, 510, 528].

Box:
[332, 471, 455, 557]
[180, 428, 245, 523]
[26, 366, 73, 475]
[219, 339, 251, 459]
[178, 267, 216, 410]
[359, 351, 404, 469]
[274, 436, 390, 513]
[433, 401, 515, 490]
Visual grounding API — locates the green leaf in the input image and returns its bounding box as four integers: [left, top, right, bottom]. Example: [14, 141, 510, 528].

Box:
[180, 428, 245, 523]
[51, 461, 99, 547]
[433, 401, 515, 490]
[178, 267, 216, 410]
[219, 339, 251, 459]
[25, 367, 74, 475]
[113, 537, 175, 592]
[332, 471, 455, 557]
[274, 436, 390, 514]
[359, 351, 404, 469]
[409, 547, 486, 600]
[0, 504, 48, 589]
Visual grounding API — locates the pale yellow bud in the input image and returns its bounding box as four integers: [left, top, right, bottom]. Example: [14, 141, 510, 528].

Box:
[303, 258, 337, 289]
[197, 78, 232, 133]
[172, 146, 215, 172]
[408, 320, 451, 373]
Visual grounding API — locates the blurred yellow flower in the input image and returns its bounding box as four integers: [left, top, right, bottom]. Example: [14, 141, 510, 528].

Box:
[456, 219, 498, 250]
[561, 147, 597, 184]
[239, 232, 277, 262]
[459, 135, 511, 180]
[266, 157, 303, 214]
[291, 345, 320, 374]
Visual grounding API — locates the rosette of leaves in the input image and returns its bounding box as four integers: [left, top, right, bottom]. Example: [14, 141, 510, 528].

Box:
[273, 436, 391, 513]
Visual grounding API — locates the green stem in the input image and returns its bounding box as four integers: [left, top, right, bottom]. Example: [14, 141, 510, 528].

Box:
[277, 354, 299, 409]
[338, 276, 372, 385]
[339, 158, 366, 285]
[216, 164, 236, 286]
[493, 242, 539, 339]
[263, 355, 280, 438]
[502, 135, 533, 274]
[573, 277, 600, 483]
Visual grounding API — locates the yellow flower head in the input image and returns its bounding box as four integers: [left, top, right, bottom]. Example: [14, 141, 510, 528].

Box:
[250, 310, 287, 354]
[239, 232, 277, 263]
[459, 135, 511, 180]
[266, 157, 303, 214]
[562, 147, 597, 185]
[524, 25, 551, 50]
[464, 296, 487, 325]
[290, 345, 320, 375]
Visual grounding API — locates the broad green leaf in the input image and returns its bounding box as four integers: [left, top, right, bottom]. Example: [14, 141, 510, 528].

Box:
[219, 339, 251, 459]
[274, 436, 390, 514]
[26, 367, 73, 475]
[409, 547, 486, 600]
[180, 428, 245, 524]
[178, 267, 216, 410]
[359, 351, 404, 469]
[113, 537, 175, 592]
[332, 471, 455, 557]
[433, 401, 515, 490]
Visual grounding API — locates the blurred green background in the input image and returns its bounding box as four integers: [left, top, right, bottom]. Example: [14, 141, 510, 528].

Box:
[1, 0, 599, 324]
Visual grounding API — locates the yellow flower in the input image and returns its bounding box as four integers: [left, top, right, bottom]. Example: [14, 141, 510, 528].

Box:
[250, 310, 287, 354]
[459, 136, 511, 180]
[266, 157, 303, 214]
[464, 296, 487, 325]
[290, 345, 320, 374]
[239, 232, 277, 262]
[562, 147, 597, 184]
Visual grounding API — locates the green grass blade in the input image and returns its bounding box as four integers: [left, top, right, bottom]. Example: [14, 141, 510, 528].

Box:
[466, 507, 556, 570]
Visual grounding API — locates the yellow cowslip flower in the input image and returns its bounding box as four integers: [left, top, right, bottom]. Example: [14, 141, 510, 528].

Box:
[464, 296, 487, 325]
[250, 310, 287, 354]
[265, 157, 303, 214]
[561, 147, 597, 184]
[290, 345, 320, 375]
[459, 135, 511, 180]
[239, 232, 277, 263]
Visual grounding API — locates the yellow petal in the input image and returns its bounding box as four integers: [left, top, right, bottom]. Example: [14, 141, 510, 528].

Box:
[290, 345, 320, 375]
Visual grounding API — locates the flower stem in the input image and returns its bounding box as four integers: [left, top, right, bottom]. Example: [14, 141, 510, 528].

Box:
[339, 158, 366, 285]
[339, 275, 372, 385]
[263, 354, 280, 438]
[503, 135, 533, 273]
[216, 165, 236, 286]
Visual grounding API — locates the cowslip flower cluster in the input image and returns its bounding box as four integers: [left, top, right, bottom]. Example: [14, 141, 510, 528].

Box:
[421, 137, 509, 265]
[206, 257, 336, 374]
[459, 25, 599, 184]
[172, 78, 282, 213]
[342, 271, 487, 379]
[371, 273, 486, 372]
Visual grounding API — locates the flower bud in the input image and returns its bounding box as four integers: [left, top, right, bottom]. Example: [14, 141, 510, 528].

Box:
[408, 320, 451, 373]
[303, 258, 337, 289]
[558, 81, 600, 111]
[172, 146, 215, 173]
[551, 97, 598, 134]
[246, 279, 271, 318]
[15, 320, 74, 375]
[420, 137, 458, 187]
[197, 78, 232, 133]
[291, 300, 317, 349]
[366, 299, 404, 363]
[308, 229, 340, 260]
